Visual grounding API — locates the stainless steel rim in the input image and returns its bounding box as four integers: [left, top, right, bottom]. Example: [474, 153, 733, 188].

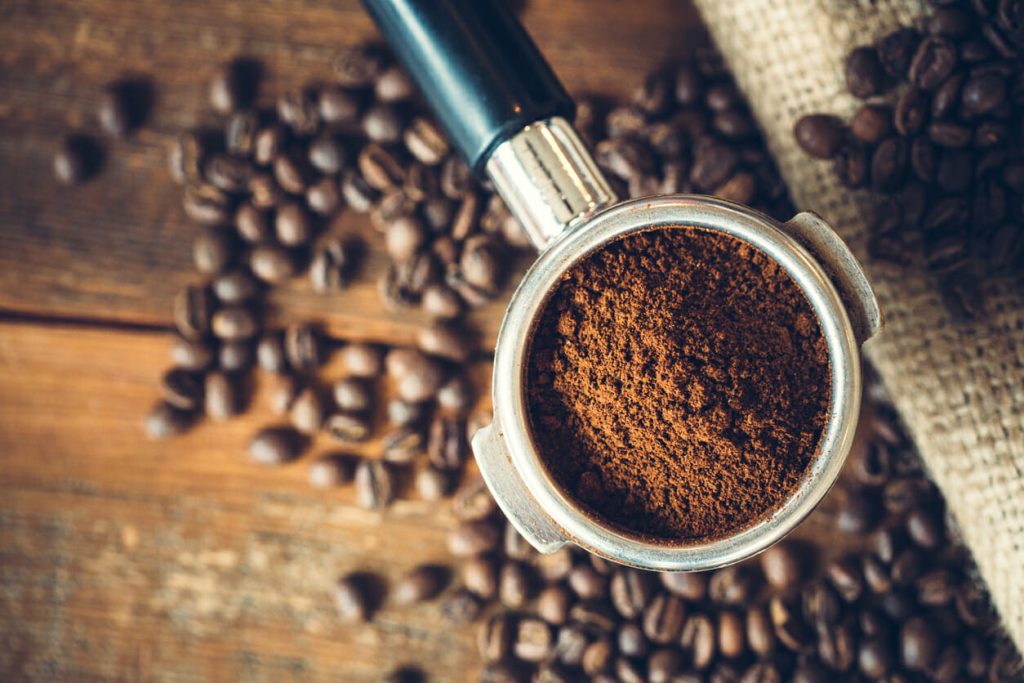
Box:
[490, 195, 862, 571]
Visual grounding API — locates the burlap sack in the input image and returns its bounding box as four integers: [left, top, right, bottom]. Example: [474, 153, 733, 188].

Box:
[692, 0, 1024, 649]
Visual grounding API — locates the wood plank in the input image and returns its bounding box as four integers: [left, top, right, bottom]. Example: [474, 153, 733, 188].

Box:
[0, 320, 490, 682]
[0, 0, 703, 345]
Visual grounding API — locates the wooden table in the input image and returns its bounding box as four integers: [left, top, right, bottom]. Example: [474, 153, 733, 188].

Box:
[0, 1, 710, 680]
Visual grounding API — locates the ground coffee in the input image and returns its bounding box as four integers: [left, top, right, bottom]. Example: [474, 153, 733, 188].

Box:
[526, 226, 831, 542]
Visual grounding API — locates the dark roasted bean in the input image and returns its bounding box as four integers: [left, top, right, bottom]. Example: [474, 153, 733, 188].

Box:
[846, 47, 885, 98]
[909, 36, 958, 89]
[171, 336, 215, 371]
[144, 401, 195, 439]
[250, 244, 296, 283]
[643, 593, 685, 644]
[248, 426, 302, 465]
[193, 227, 236, 275]
[174, 285, 214, 340]
[393, 564, 449, 605]
[308, 454, 356, 488]
[160, 369, 203, 410]
[448, 519, 500, 557]
[793, 115, 845, 159]
[354, 459, 393, 509]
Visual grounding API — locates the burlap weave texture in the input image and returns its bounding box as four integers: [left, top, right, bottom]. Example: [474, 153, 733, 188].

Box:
[692, 0, 1024, 648]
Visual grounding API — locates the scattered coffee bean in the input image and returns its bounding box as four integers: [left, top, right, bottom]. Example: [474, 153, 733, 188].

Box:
[393, 564, 449, 605]
[354, 459, 393, 510]
[144, 401, 195, 439]
[308, 454, 356, 488]
[248, 426, 302, 465]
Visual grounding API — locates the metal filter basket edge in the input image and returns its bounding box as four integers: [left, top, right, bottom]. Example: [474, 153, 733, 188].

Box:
[472, 195, 882, 572]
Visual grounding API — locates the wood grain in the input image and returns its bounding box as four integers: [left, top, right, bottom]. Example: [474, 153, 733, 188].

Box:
[0, 0, 704, 345]
[0, 321, 487, 682]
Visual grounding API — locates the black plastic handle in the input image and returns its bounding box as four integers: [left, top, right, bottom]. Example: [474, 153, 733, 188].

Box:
[362, 0, 574, 173]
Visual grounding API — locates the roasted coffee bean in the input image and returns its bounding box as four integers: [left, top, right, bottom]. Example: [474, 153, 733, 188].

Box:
[709, 565, 757, 605]
[660, 570, 708, 601]
[253, 126, 285, 169]
[380, 426, 423, 465]
[362, 104, 403, 144]
[316, 86, 360, 125]
[825, 556, 864, 602]
[553, 625, 589, 667]
[325, 412, 371, 443]
[609, 569, 654, 620]
[288, 388, 324, 435]
[463, 556, 498, 600]
[268, 373, 300, 415]
[272, 152, 308, 195]
[160, 368, 203, 410]
[452, 475, 497, 521]
[193, 227, 236, 275]
[306, 177, 341, 216]
[205, 153, 252, 193]
[144, 401, 195, 439]
[276, 89, 319, 135]
[308, 454, 356, 488]
[225, 110, 259, 157]
[435, 374, 473, 414]
[761, 542, 804, 591]
[392, 353, 444, 403]
[403, 117, 450, 166]
[746, 606, 775, 656]
[256, 332, 287, 373]
[503, 522, 532, 561]
[248, 426, 302, 465]
[340, 170, 378, 212]
[171, 336, 215, 371]
[329, 377, 371, 413]
[478, 613, 512, 663]
[218, 341, 252, 372]
[581, 639, 613, 677]
[427, 415, 467, 470]
[817, 618, 856, 671]
[306, 133, 345, 176]
[250, 244, 295, 283]
[927, 120, 972, 147]
[500, 561, 533, 609]
[335, 573, 374, 622]
[846, 46, 885, 98]
[906, 505, 943, 548]
[440, 156, 473, 199]
[647, 648, 682, 683]
[567, 564, 607, 601]
[358, 143, 405, 191]
[910, 36, 958, 89]
[769, 595, 812, 652]
[850, 104, 893, 143]
[832, 142, 870, 188]
[183, 182, 231, 225]
[962, 71, 1007, 114]
[97, 82, 134, 138]
[878, 28, 921, 77]
[448, 519, 500, 557]
[284, 323, 324, 371]
[385, 216, 426, 262]
[211, 306, 258, 341]
[858, 637, 895, 678]
[203, 371, 238, 421]
[209, 61, 248, 115]
[642, 593, 685, 644]
[901, 615, 941, 671]
[534, 584, 571, 626]
[413, 464, 451, 500]
[718, 610, 745, 659]
[354, 459, 393, 509]
[614, 656, 644, 683]
[274, 202, 311, 247]
[235, 202, 271, 243]
[393, 564, 449, 605]
[212, 270, 259, 304]
[416, 323, 471, 363]
[174, 285, 214, 340]
[513, 617, 552, 662]
[794, 115, 845, 159]
[802, 580, 842, 627]
[309, 237, 356, 293]
[682, 613, 716, 670]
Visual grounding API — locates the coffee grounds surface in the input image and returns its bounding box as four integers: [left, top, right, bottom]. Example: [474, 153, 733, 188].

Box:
[526, 226, 831, 542]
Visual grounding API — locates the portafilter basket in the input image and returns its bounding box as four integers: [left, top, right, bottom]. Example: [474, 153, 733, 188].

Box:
[363, 0, 882, 571]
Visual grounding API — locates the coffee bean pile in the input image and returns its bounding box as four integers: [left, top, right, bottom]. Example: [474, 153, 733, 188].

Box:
[794, 0, 1024, 317]
[145, 48, 525, 507]
[582, 50, 793, 219]
[331, 377, 1021, 683]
